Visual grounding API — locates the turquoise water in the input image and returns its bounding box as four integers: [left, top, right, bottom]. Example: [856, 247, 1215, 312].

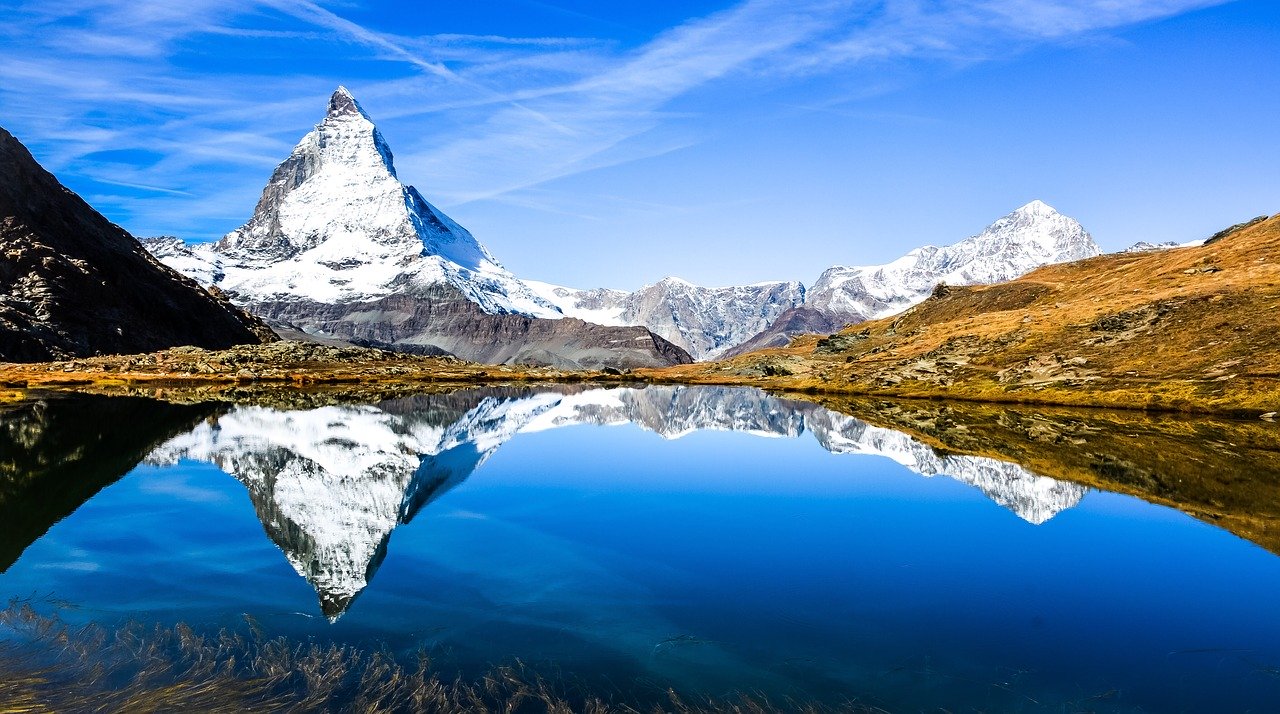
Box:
[2, 386, 1279, 711]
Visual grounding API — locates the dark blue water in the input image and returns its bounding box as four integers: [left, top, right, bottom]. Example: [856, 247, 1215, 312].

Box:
[2, 386, 1279, 711]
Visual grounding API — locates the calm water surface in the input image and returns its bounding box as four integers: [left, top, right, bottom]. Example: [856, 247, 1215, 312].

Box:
[2, 385, 1279, 711]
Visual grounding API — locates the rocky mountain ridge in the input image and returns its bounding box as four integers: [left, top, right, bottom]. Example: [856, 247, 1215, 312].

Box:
[0, 127, 273, 362]
[530, 201, 1099, 360]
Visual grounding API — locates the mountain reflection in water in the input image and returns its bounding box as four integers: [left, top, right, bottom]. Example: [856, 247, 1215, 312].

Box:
[141, 386, 1085, 618]
[4, 385, 1280, 711]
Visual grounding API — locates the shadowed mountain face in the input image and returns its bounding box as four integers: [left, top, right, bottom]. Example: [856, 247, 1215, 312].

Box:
[144, 386, 1088, 618]
[720, 306, 859, 358]
[0, 127, 272, 362]
[0, 395, 221, 571]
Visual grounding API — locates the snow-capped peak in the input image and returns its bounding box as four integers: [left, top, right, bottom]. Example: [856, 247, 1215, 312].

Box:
[1014, 199, 1052, 215]
[327, 85, 369, 120]
[806, 200, 1099, 319]
[146, 87, 560, 318]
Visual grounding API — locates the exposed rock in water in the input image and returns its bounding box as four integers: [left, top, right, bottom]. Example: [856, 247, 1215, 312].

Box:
[0, 127, 274, 362]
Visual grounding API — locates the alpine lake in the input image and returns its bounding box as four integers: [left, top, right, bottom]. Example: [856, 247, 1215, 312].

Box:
[2, 384, 1279, 712]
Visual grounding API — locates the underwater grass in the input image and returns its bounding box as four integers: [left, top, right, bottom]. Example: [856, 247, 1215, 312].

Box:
[0, 600, 888, 714]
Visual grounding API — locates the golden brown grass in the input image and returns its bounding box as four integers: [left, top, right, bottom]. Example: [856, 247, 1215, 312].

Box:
[0, 341, 631, 403]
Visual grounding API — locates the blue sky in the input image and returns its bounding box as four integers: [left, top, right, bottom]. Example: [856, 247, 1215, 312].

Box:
[1, 0, 1276, 289]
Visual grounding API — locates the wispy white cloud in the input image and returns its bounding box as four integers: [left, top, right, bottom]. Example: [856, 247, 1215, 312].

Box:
[0, 0, 1228, 239]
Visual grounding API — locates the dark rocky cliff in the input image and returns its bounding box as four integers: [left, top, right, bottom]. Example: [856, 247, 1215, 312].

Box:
[0, 127, 274, 362]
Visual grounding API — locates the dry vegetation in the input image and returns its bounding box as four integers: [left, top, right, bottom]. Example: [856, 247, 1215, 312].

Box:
[647, 214, 1280, 415]
[0, 340, 636, 402]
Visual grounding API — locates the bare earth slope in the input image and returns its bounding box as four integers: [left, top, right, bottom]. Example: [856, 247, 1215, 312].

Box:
[652, 213, 1280, 414]
[0, 127, 273, 362]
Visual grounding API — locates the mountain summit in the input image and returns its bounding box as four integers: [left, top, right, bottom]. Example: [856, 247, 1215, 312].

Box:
[147, 88, 691, 369]
[805, 200, 1100, 319]
[326, 85, 366, 118]
[206, 87, 556, 316]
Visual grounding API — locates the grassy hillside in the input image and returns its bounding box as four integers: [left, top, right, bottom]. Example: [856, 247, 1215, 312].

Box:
[651, 213, 1280, 414]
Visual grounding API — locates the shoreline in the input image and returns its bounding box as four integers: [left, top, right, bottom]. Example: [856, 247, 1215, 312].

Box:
[3, 356, 1278, 420]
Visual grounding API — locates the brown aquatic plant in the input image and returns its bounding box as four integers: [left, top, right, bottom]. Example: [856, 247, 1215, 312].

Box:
[0, 600, 890, 713]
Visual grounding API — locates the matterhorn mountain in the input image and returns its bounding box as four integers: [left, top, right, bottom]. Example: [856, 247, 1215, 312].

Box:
[529, 201, 1099, 361]
[146, 88, 690, 370]
[155, 87, 555, 316]
[144, 386, 1085, 619]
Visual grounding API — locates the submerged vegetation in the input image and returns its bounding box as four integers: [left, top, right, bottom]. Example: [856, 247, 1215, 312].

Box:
[0, 601, 885, 714]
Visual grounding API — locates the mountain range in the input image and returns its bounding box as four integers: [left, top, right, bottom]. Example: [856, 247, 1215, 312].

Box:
[524, 199, 1099, 359]
[144, 88, 1099, 364]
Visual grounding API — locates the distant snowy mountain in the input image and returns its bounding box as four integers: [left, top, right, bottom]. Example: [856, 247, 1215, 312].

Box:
[146, 386, 1086, 619]
[531, 201, 1099, 360]
[145, 88, 690, 370]
[528, 278, 805, 360]
[805, 200, 1100, 319]
[726, 200, 1101, 356]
